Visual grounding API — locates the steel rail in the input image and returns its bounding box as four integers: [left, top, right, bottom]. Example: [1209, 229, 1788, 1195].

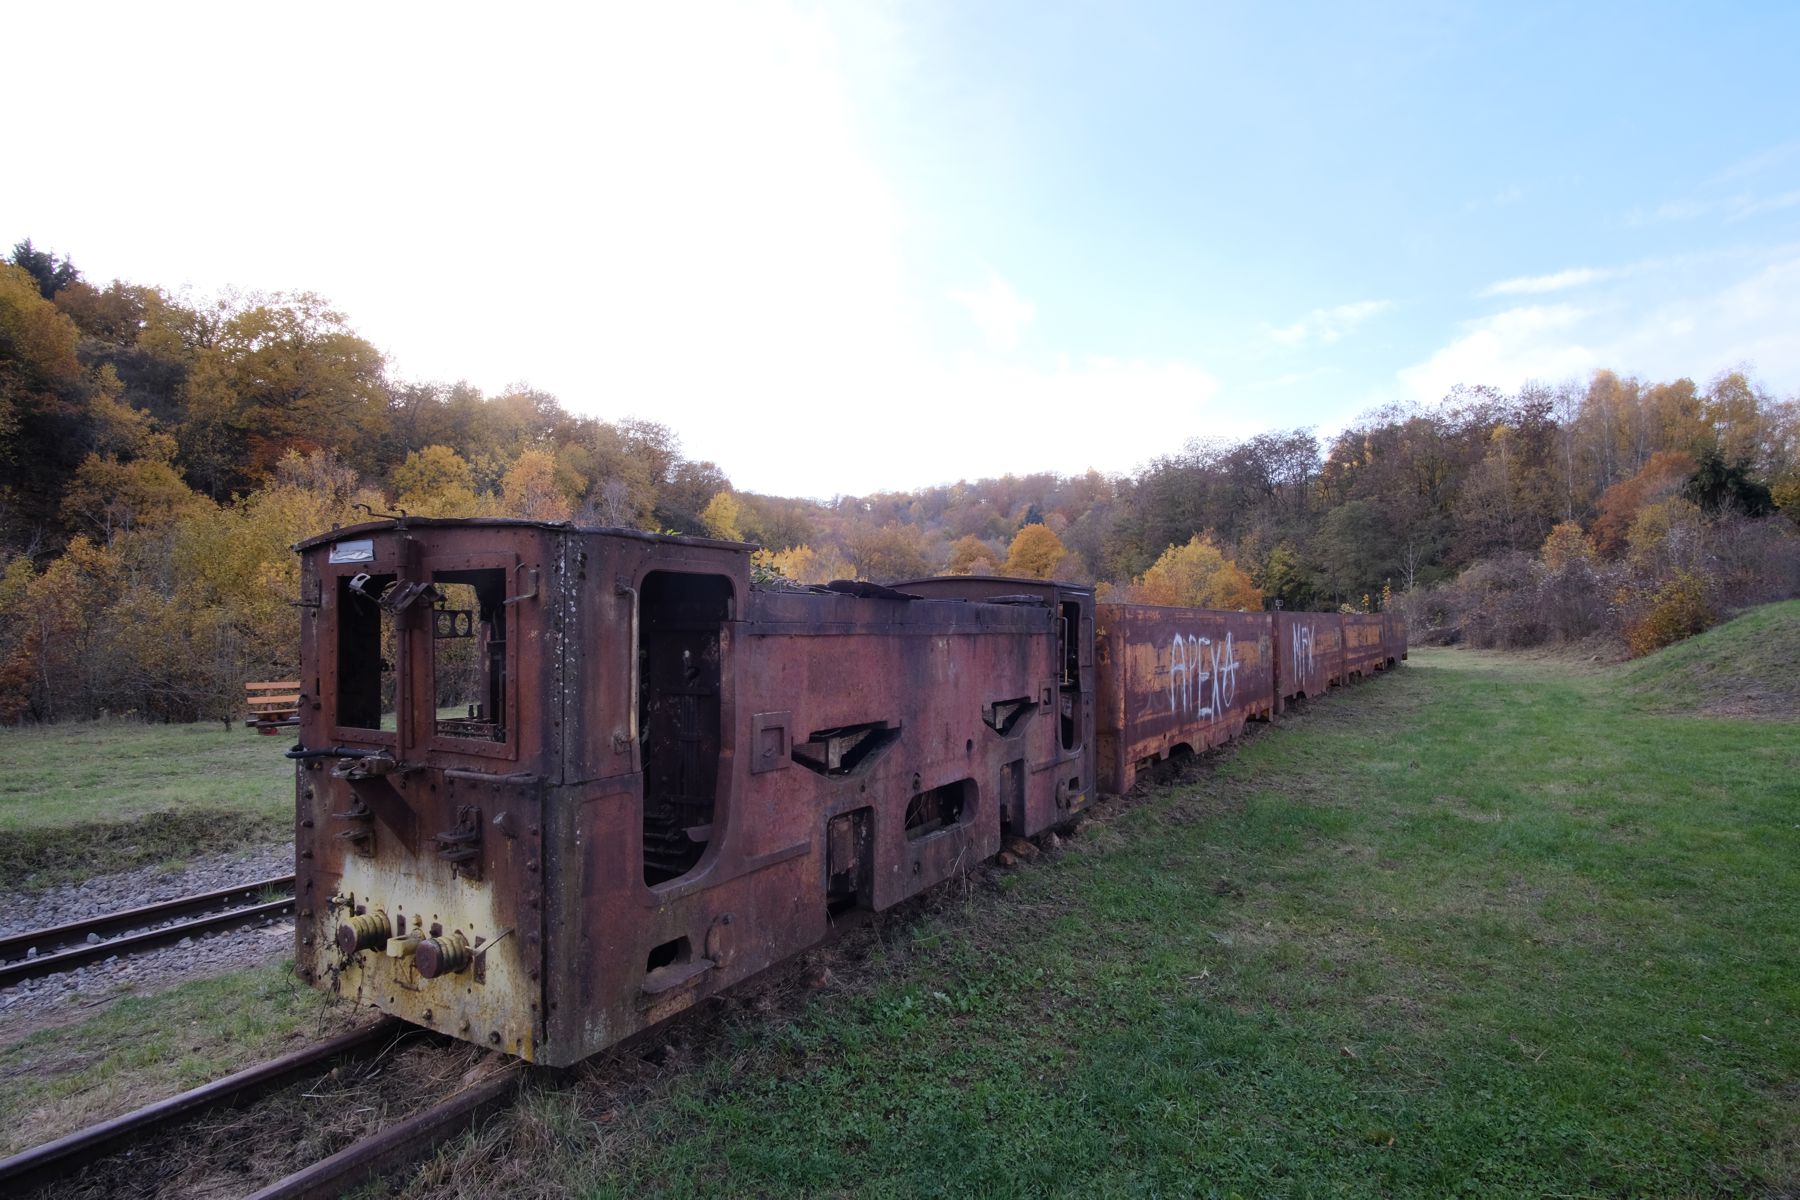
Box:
[245, 1061, 525, 1200]
[0, 891, 297, 987]
[0, 1017, 408, 1195]
[0, 873, 296, 963]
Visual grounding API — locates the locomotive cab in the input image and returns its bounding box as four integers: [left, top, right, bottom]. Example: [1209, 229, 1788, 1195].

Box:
[296, 520, 1089, 1065]
[294, 519, 564, 1060]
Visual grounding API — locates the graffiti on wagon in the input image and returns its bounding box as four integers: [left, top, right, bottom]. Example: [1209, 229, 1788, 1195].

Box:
[1291, 622, 1316, 680]
[1168, 631, 1239, 718]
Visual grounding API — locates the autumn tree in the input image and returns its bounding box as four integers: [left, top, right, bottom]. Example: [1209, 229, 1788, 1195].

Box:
[700, 491, 746, 541]
[753, 543, 854, 585]
[393, 445, 484, 517]
[0, 262, 89, 532]
[945, 534, 999, 576]
[500, 448, 573, 522]
[178, 292, 388, 493]
[1539, 522, 1596, 570]
[1003, 523, 1069, 579]
[1589, 451, 1695, 558]
[845, 523, 933, 582]
[1132, 536, 1262, 609]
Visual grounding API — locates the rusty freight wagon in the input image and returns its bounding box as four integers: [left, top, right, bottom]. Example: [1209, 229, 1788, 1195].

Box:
[1093, 604, 1276, 795]
[1342, 612, 1387, 679]
[1274, 611, 1345, 714]
[289, 519, 1088, 1066]
[1382, 611, 1409, 666]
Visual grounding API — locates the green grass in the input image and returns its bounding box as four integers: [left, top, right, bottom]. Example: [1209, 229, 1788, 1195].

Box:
[433, 645, 1799, 1198]
[0, 720, 294, 884]
[0, 961, 350, 1155]
[1621, 598, 1800, 718]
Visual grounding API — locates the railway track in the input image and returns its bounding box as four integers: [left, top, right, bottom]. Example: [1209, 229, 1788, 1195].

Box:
[0, 1016, 524, 1198]
[0, 874, 297, 987]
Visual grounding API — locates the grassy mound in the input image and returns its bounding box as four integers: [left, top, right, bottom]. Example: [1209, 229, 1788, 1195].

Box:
[1619, 598, 1800, 718]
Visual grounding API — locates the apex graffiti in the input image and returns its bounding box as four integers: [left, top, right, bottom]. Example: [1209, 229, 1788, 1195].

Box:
[1168, 631, 1239, 718]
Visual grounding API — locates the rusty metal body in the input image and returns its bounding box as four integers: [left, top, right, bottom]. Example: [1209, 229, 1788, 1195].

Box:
[1093, 603, 1276, 795]
[293, 522, 1080, 1066]
[1342, 613, 1387, 679]
[1274, 611, 1346, 713]
[1382, 611, 1409, 665]
[892, 575, 1097, 832]
[292, 518, 1403, 1067]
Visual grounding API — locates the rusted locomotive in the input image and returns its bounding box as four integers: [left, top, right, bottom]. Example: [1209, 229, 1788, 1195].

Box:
[289, 518, 1403, 1066]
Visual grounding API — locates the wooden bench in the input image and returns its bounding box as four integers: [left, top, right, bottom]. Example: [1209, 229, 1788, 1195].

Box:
[245, 681, 301, 734]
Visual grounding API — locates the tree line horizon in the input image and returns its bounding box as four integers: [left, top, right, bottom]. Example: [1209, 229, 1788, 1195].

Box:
[2, 238, 1796, 722]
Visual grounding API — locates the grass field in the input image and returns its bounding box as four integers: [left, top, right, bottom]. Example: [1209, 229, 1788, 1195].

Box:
[0, 720, 294, 884]
[425, 641, 1799, 1198]
[1, 635, 1794, 1196]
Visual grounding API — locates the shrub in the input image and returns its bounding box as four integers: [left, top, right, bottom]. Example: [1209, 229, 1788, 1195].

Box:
[1623, 570, 1716, 657]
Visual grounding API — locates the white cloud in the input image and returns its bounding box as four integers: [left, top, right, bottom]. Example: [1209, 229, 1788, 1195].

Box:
[712, 352, 1231, 496]
[1479, 267, 1612, 297]
[1728, 188, 1800, 221]
[1398, 305, 1596, 403]
[1264, 300, 1391, 347]
[1403, 249, 1800, 404]
[947, 273, 1036, 352]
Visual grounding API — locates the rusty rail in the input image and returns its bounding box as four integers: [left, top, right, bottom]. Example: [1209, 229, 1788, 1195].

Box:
[245, 1061, 525, 1200]
[0, 874, 297, 987]
[0, 1017, 407, 1195]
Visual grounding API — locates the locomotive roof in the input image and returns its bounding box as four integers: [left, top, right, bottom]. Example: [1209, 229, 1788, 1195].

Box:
[293, 516, 755, 554]
[891, 574, 1093, 591]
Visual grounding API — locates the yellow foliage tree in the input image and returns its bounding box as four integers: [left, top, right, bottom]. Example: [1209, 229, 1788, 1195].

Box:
[1132, 536, 1263, 610]
[751, 543, 855, 585]
[945, 535, 998, 576]
[1003, 524, 1068, 580]
[700, 491, 745, 542]
[1539, 521, 1596, 570]
[393, 445, 484, 517]
[500, 448, 573, 522]
[1625, 497, 1704, 577]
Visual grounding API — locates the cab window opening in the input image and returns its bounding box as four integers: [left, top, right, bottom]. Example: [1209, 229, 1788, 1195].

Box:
[640, 571, 731, 886]
[432, 569, 508, 742]
[1058, 599, 1084, 752]
[336, 573, 398, 731]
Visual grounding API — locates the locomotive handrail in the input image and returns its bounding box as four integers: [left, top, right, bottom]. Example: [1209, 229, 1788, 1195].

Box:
[615, 581, 640, 755]
[502, 562, 539, 607]
[285, 744, 385, 762]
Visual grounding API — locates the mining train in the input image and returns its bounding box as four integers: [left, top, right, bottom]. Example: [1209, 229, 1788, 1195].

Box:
[287, 518, 1405, 1066]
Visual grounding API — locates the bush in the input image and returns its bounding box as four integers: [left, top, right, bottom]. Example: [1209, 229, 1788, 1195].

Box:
[1623, 570, 1716, 657]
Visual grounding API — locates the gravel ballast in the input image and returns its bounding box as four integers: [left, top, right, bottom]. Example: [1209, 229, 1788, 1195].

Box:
[0, 843, 297, 1030]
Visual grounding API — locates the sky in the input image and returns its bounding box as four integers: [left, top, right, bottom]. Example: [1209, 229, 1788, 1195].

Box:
[8, 1, 1800, 498]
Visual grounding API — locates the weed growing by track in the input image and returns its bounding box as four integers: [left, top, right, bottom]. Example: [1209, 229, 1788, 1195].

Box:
[422, 645, 1799, 1198]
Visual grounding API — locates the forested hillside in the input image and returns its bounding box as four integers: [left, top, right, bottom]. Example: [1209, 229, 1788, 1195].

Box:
[3, 239, 1798, 722]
